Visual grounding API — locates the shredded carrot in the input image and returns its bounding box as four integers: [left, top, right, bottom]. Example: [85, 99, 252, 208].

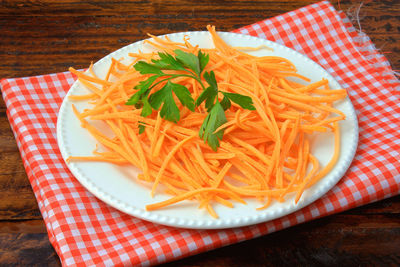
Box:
[67, 25, 348, 218]
[146, 188, 245, 211]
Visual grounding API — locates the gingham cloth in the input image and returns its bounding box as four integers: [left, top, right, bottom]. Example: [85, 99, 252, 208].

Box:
[1, 1, 399, 266]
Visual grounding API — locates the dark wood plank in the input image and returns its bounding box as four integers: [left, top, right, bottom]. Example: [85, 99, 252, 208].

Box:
[0, 187, 41, 220]
[164, 213, 400, 266]
[0, 232, 60, 266]
[0, 97, 41, 220]
[0, 0, 330, 16]
[0, 106, 42, 219]
[0, 197, 398, 266]
[0, 166, 41, 220]
[0, 0, 398, 78]
[0, 113, 21, 153]
[164, 196, 400, 266]
[0, 220, 47, 233]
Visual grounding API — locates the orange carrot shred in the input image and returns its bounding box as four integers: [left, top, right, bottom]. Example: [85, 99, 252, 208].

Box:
[67, 25, 347, 218]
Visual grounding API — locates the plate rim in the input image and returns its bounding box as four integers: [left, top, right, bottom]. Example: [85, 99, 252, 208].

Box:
[57, 30, 359, 229]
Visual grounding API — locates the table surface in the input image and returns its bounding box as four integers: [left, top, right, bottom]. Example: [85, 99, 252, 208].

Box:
[1, 0, 399, 265]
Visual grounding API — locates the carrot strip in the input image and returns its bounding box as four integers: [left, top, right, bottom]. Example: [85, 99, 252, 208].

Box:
[146, 188, 245, 211]
[69, 67, 112, 86]
[67, 26, 347, 218]
[151, 135, 196, 196]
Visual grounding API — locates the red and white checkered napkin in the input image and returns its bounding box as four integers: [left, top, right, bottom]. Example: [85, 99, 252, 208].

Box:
[1, 1, 399, 266]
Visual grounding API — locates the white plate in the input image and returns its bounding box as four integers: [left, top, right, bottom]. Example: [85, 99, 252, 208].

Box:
[57, 31, 358, 229]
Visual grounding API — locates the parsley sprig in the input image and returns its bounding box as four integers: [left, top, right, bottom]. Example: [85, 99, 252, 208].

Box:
[126, 49, 255, 151]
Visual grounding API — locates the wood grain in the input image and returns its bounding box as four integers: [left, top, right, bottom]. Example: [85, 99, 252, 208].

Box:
[0, 0, 398, 78]
[0, 233, 60, 266]
[0, 96, 41, 220]
[165, 195, 400, 266]
[0, 0, 399, 266]
[165, 214, 400, 266]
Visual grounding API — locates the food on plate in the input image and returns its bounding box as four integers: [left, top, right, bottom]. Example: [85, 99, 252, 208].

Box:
[67, 25, 347, 218]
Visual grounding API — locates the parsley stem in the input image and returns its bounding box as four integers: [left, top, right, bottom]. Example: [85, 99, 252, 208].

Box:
[148, 76, 174, 91]
[148, 74, 206, 92]
[176, 74, 207, 91]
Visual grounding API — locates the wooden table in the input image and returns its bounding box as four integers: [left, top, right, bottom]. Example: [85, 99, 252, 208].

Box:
[1, 0, 399, 265]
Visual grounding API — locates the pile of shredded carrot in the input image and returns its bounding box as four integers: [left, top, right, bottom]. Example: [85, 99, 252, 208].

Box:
[67, 25, 347, 218]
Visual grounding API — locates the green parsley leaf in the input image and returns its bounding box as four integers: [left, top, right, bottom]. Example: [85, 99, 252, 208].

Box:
[148, 81, 182, 123]
[204, 90, 217, 111]
[140, 97, 153, 117]
[195, 86, 217, 112]
[196, 86, 213, 107]
[152, 52, 185, 71]
[134, 61, 164, 75]
[198, 50, 209, 73]
[196, 71, 219, 111]
[126, 75, 159, 106]
[126, 92, 141, 106]
[137, 102, 151, 134]
[138, 122, 146, 134]
[203, 71, 218, 90]
[220, 95, 231, 111]
[170, 82, 195, 112]
[174, 49, 200, 75]
[221, 92, 256, 110]
[199, 101, 227, 151]
[126, 50, 256, 151]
